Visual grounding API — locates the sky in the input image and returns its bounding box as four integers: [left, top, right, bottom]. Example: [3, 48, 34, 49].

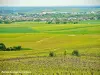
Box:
[0, 0, 100, 6]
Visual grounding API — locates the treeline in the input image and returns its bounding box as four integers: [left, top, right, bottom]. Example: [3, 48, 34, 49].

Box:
[0, 20, 13, 24]
[46, 19, 78, 24]
[0, 43, 21, 51]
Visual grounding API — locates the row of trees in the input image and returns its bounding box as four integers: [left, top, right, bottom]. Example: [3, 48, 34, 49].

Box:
[0, 19, 78, 24]
[46, 19, 78, 24]
[0, 43, 21, 51]
[0, 20, 13, 24]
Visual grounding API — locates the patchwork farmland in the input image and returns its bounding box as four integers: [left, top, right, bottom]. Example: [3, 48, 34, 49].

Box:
[0, 22, 100, 75]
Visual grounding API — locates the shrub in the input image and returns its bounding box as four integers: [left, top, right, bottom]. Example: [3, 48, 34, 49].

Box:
[49, 51, 55, 57]
[64, 50, 67, 56]
[72, 50, 79, 56]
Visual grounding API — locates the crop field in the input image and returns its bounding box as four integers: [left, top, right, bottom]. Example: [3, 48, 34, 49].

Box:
[0, 22, 100, 75]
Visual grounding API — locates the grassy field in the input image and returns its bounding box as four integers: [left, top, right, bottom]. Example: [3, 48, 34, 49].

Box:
[0, 22, 100, 75]
[79, 20, 100, 24]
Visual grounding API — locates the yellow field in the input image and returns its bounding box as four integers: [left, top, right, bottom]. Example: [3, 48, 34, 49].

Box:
[0, 23, 100, 75]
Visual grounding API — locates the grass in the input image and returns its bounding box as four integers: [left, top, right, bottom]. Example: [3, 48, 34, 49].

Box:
[0, 34, 100, 59]
[79, 20, 100, 24]
[0, 22, 100, 74]
[0, 27, 39, 33]
[0, 23, 100, 34]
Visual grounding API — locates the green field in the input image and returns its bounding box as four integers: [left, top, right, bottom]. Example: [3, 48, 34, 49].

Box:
[0, 22, 100, 75]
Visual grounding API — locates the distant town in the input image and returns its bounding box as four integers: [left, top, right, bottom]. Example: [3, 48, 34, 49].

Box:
[0, 7, 100, 24]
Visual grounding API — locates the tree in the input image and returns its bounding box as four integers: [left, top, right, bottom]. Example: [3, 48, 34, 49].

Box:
[0, 20, 4, 24]
[34, 19, 41, 22]
[55, 18, 60, 24]
[73, 21, 78, 24]
[6, 48, 11, 51]
[63, 21, 67, 24]
[4, 20, 12, 24]
[0, 43, 6, 51]
[47, 21, 52, 24]
[13, 46, 21, 50]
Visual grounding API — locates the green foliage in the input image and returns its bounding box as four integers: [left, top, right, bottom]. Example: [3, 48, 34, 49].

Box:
[0, 20, 4, 24]
[73, 22, 78, 24]
[49, 51, 55, 57]
[13, 46, 21, 50]
[0, 43, 6, 51]
[6, 47, 11, 51]
[4, 20, 12, 24]
[46, 18, 79, 24]
[72, 50, 80, 56]
[64, 50, 67, 56]
[0, 20, 13, 24]
[6, 46, 22, 51]
[0, 43, 22, 51]
[47, 21, 52, 24]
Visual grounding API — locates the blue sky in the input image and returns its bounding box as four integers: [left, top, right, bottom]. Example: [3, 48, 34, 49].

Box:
[0, 0, 100, 6]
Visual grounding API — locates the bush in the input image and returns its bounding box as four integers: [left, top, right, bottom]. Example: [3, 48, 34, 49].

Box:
[49, 51, 55, 57]
[64, 50, 67, 56]
[72, 50, 79, 56]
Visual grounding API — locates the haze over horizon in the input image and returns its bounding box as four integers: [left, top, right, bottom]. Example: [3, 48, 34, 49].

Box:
[0, 0, 100, 7]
